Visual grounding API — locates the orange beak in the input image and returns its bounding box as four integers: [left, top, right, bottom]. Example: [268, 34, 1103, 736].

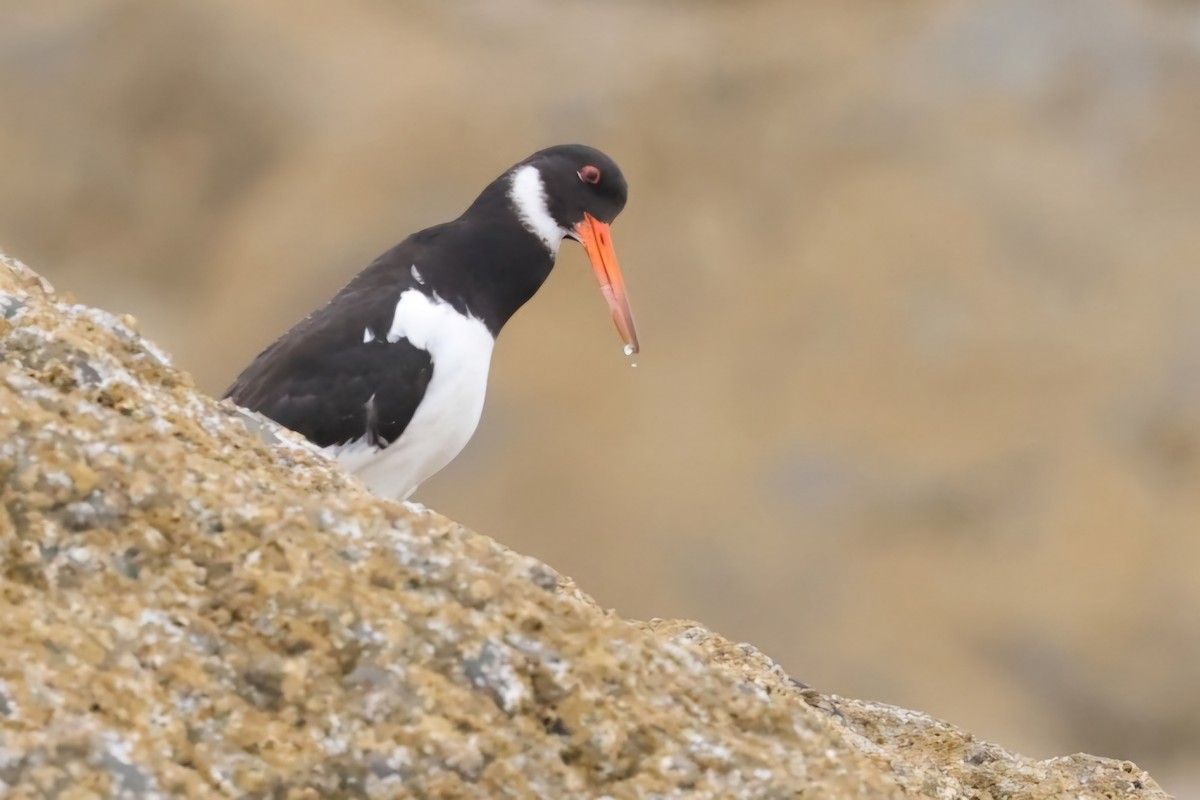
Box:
[574, 212, 640, 354]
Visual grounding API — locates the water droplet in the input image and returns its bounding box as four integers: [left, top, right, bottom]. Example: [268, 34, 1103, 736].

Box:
[623, 344, 636, 356]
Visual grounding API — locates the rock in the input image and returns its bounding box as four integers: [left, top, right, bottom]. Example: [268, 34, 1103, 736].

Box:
[0, 250, 1170, 798]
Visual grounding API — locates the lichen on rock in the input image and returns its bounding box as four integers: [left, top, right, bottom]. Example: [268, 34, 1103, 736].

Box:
[0, 251, 1171, 798]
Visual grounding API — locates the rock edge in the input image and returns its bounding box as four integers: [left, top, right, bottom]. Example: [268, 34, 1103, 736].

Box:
[0, 252, 1170, 799]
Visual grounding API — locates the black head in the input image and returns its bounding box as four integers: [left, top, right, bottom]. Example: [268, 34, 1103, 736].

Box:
[519, 144, 628, 228]
[460, 143, 639, 352]
[510, 144, 638, 352]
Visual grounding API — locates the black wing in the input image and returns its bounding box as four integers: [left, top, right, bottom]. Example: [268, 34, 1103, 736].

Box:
[225, 286, 433, 450]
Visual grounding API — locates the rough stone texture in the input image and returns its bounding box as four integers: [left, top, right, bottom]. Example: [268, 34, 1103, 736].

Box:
[0, 252, 1170, 799]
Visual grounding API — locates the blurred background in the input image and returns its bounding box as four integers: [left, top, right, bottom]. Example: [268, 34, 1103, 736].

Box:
[3, 0, 1199, 794]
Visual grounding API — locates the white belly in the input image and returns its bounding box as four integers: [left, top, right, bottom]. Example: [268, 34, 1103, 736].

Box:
[326, 288, 495, 500]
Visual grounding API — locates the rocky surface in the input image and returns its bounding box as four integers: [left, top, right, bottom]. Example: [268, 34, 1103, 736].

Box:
[0, 253, 1171, 798]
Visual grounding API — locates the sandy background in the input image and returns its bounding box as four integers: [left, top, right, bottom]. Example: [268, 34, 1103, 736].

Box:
[3, 0, 1198, 794]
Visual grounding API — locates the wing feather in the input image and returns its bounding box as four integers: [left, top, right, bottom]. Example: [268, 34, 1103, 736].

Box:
[225, 290, 433, 449]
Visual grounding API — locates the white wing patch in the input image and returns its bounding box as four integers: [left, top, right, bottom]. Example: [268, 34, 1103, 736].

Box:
[363, 326, 376, 343]
[508, 165, 565, 255]
[410, 264, 425, 284]
[329, 289, 496, 500]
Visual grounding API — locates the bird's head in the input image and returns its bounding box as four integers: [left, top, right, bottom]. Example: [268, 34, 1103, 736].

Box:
[507, 144, 638, 354]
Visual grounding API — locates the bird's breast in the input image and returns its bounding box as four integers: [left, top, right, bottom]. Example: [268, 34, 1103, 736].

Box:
[334, 288, 496, 499]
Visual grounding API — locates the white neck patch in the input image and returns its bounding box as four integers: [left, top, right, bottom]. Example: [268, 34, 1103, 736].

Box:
[508, 165, 565, 255]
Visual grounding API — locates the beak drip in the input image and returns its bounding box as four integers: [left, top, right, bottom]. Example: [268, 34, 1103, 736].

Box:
[574, 213, 640, 354]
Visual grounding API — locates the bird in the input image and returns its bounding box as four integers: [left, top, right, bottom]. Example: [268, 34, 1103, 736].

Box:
[224, 144, 638, 501]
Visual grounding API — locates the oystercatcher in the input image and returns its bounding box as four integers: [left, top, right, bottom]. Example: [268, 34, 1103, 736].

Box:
[224, 144, 638, 500]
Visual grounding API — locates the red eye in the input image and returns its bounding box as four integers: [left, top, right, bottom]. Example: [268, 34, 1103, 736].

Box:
[579, 165, 601, 184]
